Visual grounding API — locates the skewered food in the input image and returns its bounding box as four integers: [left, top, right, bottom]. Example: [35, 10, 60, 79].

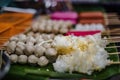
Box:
[18, 34, 27, 43]
[26, 31, 34, 37]
[46, 25, 52, 33]
[75, 23, 105, 32]
[4, 30, 119, 75]
[28, 55, 38, 64]
[15, 42, 25, 55]
[10, 54, 18, 63]
[38, 24, 46, 32]
[34, 44, 46, 57]
[53, 25, 59, 33]
[31, 19, 72, 34]
[31, 22, 39, 32]
[45, 48, 57, 63]
[24, 42, 35, 56]
[38, 56, 49, 67]
[10, 36, 18, 42]
[52, 33, 110, 75]
[34, 33, 41, 38]
[6, 41, 16, 54]
[36, 38, 44, 44]
[18, 55, 27, 64]
[26, 36, 36, 44]
[59, 27, 68, 34]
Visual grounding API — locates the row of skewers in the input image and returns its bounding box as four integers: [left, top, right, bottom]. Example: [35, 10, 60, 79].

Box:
[0, 18, 120, 75]
[30, 19, 72, 34]
[1, 33, 61, 67]
[0, 32, 120, 74]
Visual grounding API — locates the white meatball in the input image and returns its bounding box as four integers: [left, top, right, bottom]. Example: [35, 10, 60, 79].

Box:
[46, 26, 52, 33]
[34, 33, 41, 38]
[52, 20, 57, 25]
[41, 34, 48, 40]
[47, 20, 52, 24]
[18, 55, 28, 64]
[15, 42, 25, 55]
[46, 35, 52, 40]
[58, 20, 64, 25]
[10, 54, 18, 63]
[35, 36, 44, 43]
[38, 56, 49, 67]
[34, 44, 46, 57]
[32, 22, 39, 32]
[36, 39, 44, 44]
[28, 55, 38, 64]
[7, 41, 16, 54]
[59, 27, 68, 34]
[24, 42, 35, 56]
[18, 34, 26, 42]
[10, 36, 18, 42]
[26, 36, 36, 44]
[26, 32, 34, 37]
[38, 24, 45, 32]
[45, 48, 57, 57]
[49, 34, 55, 39]
[45, 48, 57, 62]
[65, 21, 72, 28]
[43, 35, 52, 40]
[53, 25, 59, 33]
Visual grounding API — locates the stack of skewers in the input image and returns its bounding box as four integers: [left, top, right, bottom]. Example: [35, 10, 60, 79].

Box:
[104, 13, 120, 36]
[0, 17, 120, 76]
[0, 32, 120, 75]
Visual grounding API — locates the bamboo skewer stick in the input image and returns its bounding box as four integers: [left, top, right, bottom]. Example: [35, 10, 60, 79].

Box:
[110, 29, 120, 33]
[107, 39, 120, 43]
[106, 46, 120, 48]
[108, 52, 120, 55]
[103, 37, 120, 40]
[110, 61, 120, 64]
[108, 40, 120, 43]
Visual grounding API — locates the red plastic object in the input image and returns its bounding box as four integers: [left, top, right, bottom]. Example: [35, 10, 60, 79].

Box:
[65, 31, 101, 36]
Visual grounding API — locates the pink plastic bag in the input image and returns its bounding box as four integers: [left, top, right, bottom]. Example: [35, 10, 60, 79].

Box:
[51, 12, 78, 24]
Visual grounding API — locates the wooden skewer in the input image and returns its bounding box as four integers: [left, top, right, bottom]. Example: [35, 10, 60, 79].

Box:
[110, 61, 120, 64]
[103, 37, 120, 40]
[108, 40, 120, 43]
[39, 39, 53, 46]
[110, 29, 120, 33]
[102, 37, 120, 43]
[108, 52, 120, 55]
[106, 46, 120, 48]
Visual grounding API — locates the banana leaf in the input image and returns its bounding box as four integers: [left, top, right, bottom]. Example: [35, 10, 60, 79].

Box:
[4, 43, 120, 80]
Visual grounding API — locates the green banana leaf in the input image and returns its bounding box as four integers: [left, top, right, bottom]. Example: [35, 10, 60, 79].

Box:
[4, 43, 120, 80]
